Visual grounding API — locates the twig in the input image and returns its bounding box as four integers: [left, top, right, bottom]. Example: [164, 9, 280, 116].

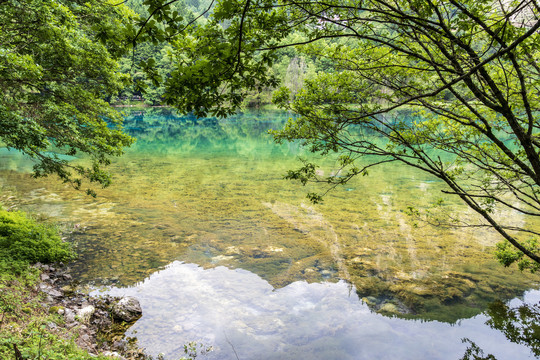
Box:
[13, 344, 23, 360]
[224, 331, 240, 360]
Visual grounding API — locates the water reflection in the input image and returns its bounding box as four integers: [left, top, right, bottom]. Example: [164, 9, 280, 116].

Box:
[97, 261, 538, 360]
[486, 295, 540, 357]
[122, 109, 294, 157]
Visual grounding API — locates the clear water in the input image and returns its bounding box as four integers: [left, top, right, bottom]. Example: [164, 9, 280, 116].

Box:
[1, 108, 538, 359]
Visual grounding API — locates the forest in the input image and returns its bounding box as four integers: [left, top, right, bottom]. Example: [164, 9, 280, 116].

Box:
[116, 0, 316, 107]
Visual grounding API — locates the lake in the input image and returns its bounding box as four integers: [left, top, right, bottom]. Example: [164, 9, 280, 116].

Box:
[0, 108, 538, 359]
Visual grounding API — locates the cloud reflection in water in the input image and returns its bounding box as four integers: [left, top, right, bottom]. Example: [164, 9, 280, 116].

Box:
[96, 261, 536, 360]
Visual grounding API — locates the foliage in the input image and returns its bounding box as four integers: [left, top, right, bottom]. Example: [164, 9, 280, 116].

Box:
[0, 208, 74, 266]
[0, 0, 135, 195]
[116, 0, 196, 105]
[119, 0, 316, 108]
[496, 239, 540, 272]
[143, 0, 540, 270]
[180, 341, 213, 360]
[155, 341, 213, 360]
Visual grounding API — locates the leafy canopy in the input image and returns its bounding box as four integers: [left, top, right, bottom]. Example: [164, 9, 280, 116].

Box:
[0, 0, 135, 195]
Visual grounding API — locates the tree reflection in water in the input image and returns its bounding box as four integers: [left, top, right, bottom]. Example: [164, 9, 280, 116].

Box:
[462, 299, 540, 359]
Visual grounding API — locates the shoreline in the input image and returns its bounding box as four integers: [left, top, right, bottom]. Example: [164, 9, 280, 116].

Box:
[35, 263, 148, 360]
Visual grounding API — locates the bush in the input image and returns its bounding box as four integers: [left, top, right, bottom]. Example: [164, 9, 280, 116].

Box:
[0, 209, 74, 265]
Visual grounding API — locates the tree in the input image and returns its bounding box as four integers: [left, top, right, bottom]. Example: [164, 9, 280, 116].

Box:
[0, 0, 135, 195]
[143, 0, 540, 270]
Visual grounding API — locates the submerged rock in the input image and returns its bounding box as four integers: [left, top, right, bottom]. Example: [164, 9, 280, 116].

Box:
[102, 351, 126, 359]
[379, 302, 399, 314]
[112, 297, 142, 322]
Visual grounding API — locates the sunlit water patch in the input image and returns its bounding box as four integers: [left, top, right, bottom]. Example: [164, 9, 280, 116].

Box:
[97, 261, 539, 360]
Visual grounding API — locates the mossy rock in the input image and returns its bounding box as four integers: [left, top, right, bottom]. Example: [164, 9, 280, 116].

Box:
[49, 306, 65, 314]
[61, 285, 76, 296]
[361, 296, 378, 307]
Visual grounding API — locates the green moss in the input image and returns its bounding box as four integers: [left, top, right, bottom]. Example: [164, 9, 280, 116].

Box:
[0, 208, 75, 264]
[49, 306, 65, 314]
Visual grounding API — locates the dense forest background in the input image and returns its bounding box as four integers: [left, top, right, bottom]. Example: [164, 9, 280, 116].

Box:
[117, 0, 323, 107]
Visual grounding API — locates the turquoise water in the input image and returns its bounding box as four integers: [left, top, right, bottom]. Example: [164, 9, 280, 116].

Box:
[1, 108, 538, 359]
